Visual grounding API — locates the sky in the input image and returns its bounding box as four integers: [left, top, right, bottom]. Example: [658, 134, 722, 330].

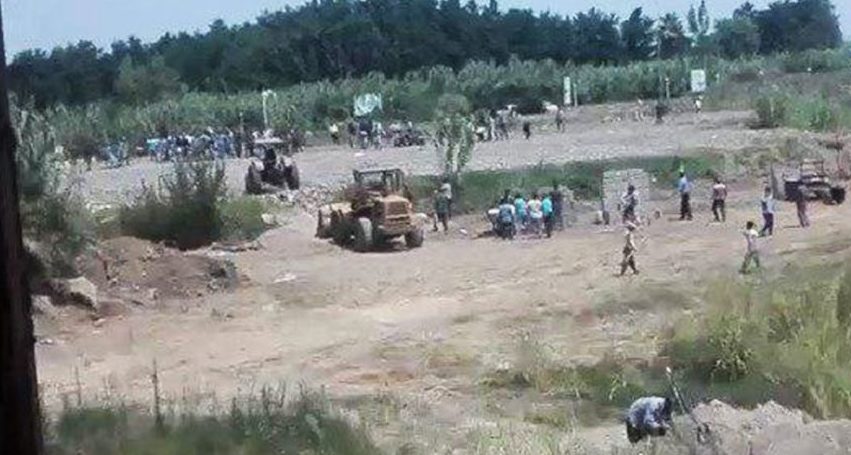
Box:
[2, 0, 850, 57]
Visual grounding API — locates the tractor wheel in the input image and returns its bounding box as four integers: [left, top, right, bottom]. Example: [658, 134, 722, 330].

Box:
[316, 210, 330, 239]
[245, 164, 263, 195]
[331, 213, 348, 245]
[405, 228, 424, 249]
[832, 186, 846, 205]
[285, 162, 301, 190]
[353, 217, 374, 252]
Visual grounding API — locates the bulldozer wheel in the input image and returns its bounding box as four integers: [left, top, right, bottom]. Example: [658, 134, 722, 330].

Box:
[331, 213, 348, 245]
[285, 163, 301, 190]
[405, 228, 424, 249]
[245, 164, 262, 195]
[316, 210, 329, 238]
[353, 217, 373, 252]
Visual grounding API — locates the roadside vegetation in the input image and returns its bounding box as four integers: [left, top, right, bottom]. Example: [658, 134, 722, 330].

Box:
[46, 388, 383, 455]
[483, 263, 851, 424]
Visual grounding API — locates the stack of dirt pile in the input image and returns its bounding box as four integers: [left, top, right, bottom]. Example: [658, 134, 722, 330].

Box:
[280, 184, 343, 214]
[603, 401, 851, 455]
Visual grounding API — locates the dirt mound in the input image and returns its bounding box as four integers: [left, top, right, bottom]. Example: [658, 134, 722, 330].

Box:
[79, 237, 241, 303]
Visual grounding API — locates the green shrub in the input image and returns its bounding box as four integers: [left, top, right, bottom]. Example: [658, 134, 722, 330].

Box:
[837, 265, 851, 330]
[752, 94, 789, 128]
[220, 197, 270, 242]
[119, 162, 227, 250]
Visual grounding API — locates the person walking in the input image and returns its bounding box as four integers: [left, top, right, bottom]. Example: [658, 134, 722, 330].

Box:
[522, 121, 532, 140]
[795, 187, 810, 228]
[760, 187, 776, 236]
[542, 193, 555, 238]
[620, 222, 640, 276]
[555, 108, 565, 132]
[527, 192, 544, 237]
[433, 189, 450, 233]
[621, 184, 640, 225]
[440, 178, 453, 220]
[551, 182, 565, 230]
[711, 176, 728, 222]
[678, 172, 693, 221]
[741, 221, 761, 274]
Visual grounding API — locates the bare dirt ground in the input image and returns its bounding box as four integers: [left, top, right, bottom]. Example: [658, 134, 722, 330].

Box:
[77, 108, 807, 205]
[35, 182, 851, 453]
[38, 108, 851, 453]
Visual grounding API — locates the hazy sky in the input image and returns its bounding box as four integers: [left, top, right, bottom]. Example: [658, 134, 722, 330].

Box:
[2, 0, 849, 56]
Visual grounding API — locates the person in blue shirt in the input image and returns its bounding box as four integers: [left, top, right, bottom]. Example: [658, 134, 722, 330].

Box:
[678, 172, 693, 221]
[625, 396, 674, 443]
[542, 193, 554, 238]
[513, 193, 528, 232]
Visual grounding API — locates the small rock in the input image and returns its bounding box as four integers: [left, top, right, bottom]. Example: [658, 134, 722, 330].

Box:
[38, 337, 55, 346]
[51, 277, 99, 311]
[92, 318, 105, 328]
[274, 273, 298, 283]
[261, 213, 278, 226]
[148, 288, 159, 302]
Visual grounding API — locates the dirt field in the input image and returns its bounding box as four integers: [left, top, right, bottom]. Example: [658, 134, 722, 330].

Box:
[36, 108, 851, 453]
[36, 179, 851, 453]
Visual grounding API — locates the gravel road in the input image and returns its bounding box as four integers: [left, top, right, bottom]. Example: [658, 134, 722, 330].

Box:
[78, 110, 794, 205]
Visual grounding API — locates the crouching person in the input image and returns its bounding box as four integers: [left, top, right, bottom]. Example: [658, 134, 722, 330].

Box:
[625, 396, 674, 444]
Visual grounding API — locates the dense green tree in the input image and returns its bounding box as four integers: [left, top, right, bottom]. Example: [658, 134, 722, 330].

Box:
[657, 13, 691, 59]
[6, 0, 844, 107]
[620, 8, 656, 61]
[715, 16, 761, 59]
[115, 56, 183, 104]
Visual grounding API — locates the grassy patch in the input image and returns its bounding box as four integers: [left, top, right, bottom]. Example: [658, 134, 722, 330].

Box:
[663, 264, 851, 418]
[410, 154, 724, 214]
[46, 389, 383, 455]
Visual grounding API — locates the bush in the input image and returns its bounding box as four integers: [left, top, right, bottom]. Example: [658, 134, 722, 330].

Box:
[752, 94, 789, 128]
[120, 162, 274, 249]
[120, 162, 226, 250]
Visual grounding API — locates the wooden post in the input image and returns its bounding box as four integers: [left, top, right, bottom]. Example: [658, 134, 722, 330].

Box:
[0, 3, 44, 454]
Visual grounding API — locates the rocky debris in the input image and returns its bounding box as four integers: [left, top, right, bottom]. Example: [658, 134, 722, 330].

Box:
[210, 240, 262, 253]
[50, 277, 99, 312]
[31, 295, 57, 318]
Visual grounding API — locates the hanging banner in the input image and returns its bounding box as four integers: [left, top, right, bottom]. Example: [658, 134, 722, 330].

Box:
[563, 77, 572, 106]
[690, 69, 707, 93]
[353, 93, 383, 117]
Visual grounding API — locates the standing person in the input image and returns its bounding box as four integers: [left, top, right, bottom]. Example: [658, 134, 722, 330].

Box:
[678, 172, 693, 221]
[555, 107, 565, 132]
[527, 192, 544, 237]
[542, 193, 555, 238]
[522, 121, 532, 140]
[347, 120, 357, 148]
[795, 186, 810, 228]
[551, 182, 565, 231]
[514, 193, 528, 232]
[433, 189, 450, 234]
[620, 222, 640, 276]
[741, 221, 761, 274]
[621, 184, 640, 225]
[760, 186, 776, 237]
[497, 197, 516, 240]
[711, 176, 728, 222]
[329, 123, 340, 145]
[440, 178, 453, 219]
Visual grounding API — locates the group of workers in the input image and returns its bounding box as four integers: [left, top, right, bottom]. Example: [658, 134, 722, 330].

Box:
[491, 184, 566, 239]
[618, 171, 813, 277]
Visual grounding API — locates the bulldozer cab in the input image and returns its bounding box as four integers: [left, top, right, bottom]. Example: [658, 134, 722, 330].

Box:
[353, 169, 404, 195]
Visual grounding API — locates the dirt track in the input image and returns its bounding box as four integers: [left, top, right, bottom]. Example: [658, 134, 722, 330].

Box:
[77, 109, 801, 204]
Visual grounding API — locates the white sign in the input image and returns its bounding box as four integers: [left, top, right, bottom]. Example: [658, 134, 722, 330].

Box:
[563, 77, 572, 106]
[690, 69, 707, 93]
[353, 93, 383, 117]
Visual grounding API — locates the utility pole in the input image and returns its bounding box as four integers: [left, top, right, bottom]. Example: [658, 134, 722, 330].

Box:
[0, 2, 44, 454]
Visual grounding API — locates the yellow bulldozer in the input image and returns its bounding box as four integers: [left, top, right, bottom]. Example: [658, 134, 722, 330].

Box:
[316, 169, 426, 252]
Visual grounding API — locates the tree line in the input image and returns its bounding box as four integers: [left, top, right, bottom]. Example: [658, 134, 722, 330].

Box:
[9, 0, 844, 108]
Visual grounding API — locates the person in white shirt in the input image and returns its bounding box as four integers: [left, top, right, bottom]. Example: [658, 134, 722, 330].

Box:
[760, 187, 776, 237]
[711, 177, 728, 222]
[741, 221, 761, 274]
[526, 192, 544, 237]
